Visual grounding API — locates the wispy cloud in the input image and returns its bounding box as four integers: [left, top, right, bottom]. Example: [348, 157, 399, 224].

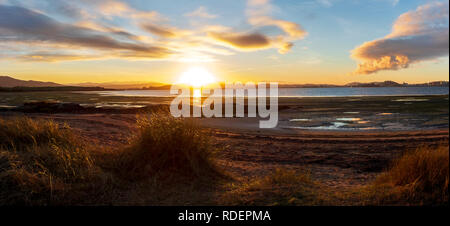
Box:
[140, 23, 179, 38]
[18, 52, 101, 62]
[207, 32, 271, 50]
[0, 0, 306, 62]
[0, 5, 171, 60]
[86, 0, 161, 20]
[351, 1, 449, 75]
[246, 0, 307, 53]
[205, 0, 307, 54]
[184, 6, 217, 19]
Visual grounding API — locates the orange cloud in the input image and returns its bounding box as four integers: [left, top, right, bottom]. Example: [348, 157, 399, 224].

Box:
[0, 0, 307, 63]
[353, 55, 409, 75]
[19, 52, 101, 62]
[246, 0, 307, 53]
[140, 23, 178, 38]
[203, 0, 306, 54]
[91, 0, 161, 20]
[208, 32, 271, 50]
[351, 1, 449, 75]
[0, 5, 172, 61]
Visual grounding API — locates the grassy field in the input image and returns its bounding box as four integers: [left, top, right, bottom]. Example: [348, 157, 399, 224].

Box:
[0, 115, 448, 206]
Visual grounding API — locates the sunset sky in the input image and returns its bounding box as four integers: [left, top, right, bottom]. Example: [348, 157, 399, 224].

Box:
[0, 0, 448, 85]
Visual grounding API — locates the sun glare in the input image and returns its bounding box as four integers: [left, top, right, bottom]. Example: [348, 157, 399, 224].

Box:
[193, 89, 202, 98]
[177, 67, 216, 88]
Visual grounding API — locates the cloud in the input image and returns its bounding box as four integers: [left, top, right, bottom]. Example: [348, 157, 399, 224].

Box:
[140, 23, 177, 38]
[185, 6, 217, 19]
[208, 32, 271, 50]
[44, 0, 88, 19]
[246, 0, 307, 53]
[87, 0, 158, 19]
[248, 16, 307, 39]
[95, 0, 130, 16]
[18, 52, 101, 62]
[69, 0, 162, 21]
[351, 1, 449, 75]
[0, 5, 171, 60]
[0, 0, 307, 62]
[201, 0, 306, 54]
[76, 21, 143, 41]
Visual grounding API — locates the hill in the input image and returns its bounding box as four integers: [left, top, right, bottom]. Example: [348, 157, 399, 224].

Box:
[70, 81, 168, 89]
[0, 76, 62, 87]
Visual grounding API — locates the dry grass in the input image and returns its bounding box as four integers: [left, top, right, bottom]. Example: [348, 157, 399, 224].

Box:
[362, 145, 449, 206]
[0, 115, 224, 205]
[219, 168, 326, 206]
[110, 113, 224, 182]
[0, 117, 111, 205]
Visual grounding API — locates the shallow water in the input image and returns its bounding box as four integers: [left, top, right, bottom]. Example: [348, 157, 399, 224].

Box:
[289, 118, 311, 122]
[336, 117, 361, 121]
[83, 87, 449, 98]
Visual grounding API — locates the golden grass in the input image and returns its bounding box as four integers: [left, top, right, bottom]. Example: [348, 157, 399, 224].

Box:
[0, 117, 110, 205]
[111, 113, 223, 181]
[0, 115, 223, 205]
[219, 168, 325, 206]
[362, 145, 449, 206]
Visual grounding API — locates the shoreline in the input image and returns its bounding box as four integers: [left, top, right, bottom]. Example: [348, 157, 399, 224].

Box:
[1, 94, 448, 133]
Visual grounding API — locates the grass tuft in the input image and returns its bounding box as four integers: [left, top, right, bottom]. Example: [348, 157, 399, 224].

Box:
[0, 115, 224, 205]
[113, 113, 223, 182]
[0, 117, 107, 205]
[363, 145, 449, 206]
[220, 168, 324, 206]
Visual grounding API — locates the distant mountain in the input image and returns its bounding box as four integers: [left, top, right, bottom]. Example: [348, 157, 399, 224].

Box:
[280, 80, 449, 88]
[345, 80, 402, 87]
[278, 84, 341, 88]
[70, 81, 168, 89]
[345, 80, 449, 87]
[0, 86, 111, 92]
[0, 76, 62, 87]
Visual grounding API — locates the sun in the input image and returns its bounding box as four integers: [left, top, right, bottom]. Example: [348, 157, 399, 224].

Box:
[177, 67, 216, 88]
